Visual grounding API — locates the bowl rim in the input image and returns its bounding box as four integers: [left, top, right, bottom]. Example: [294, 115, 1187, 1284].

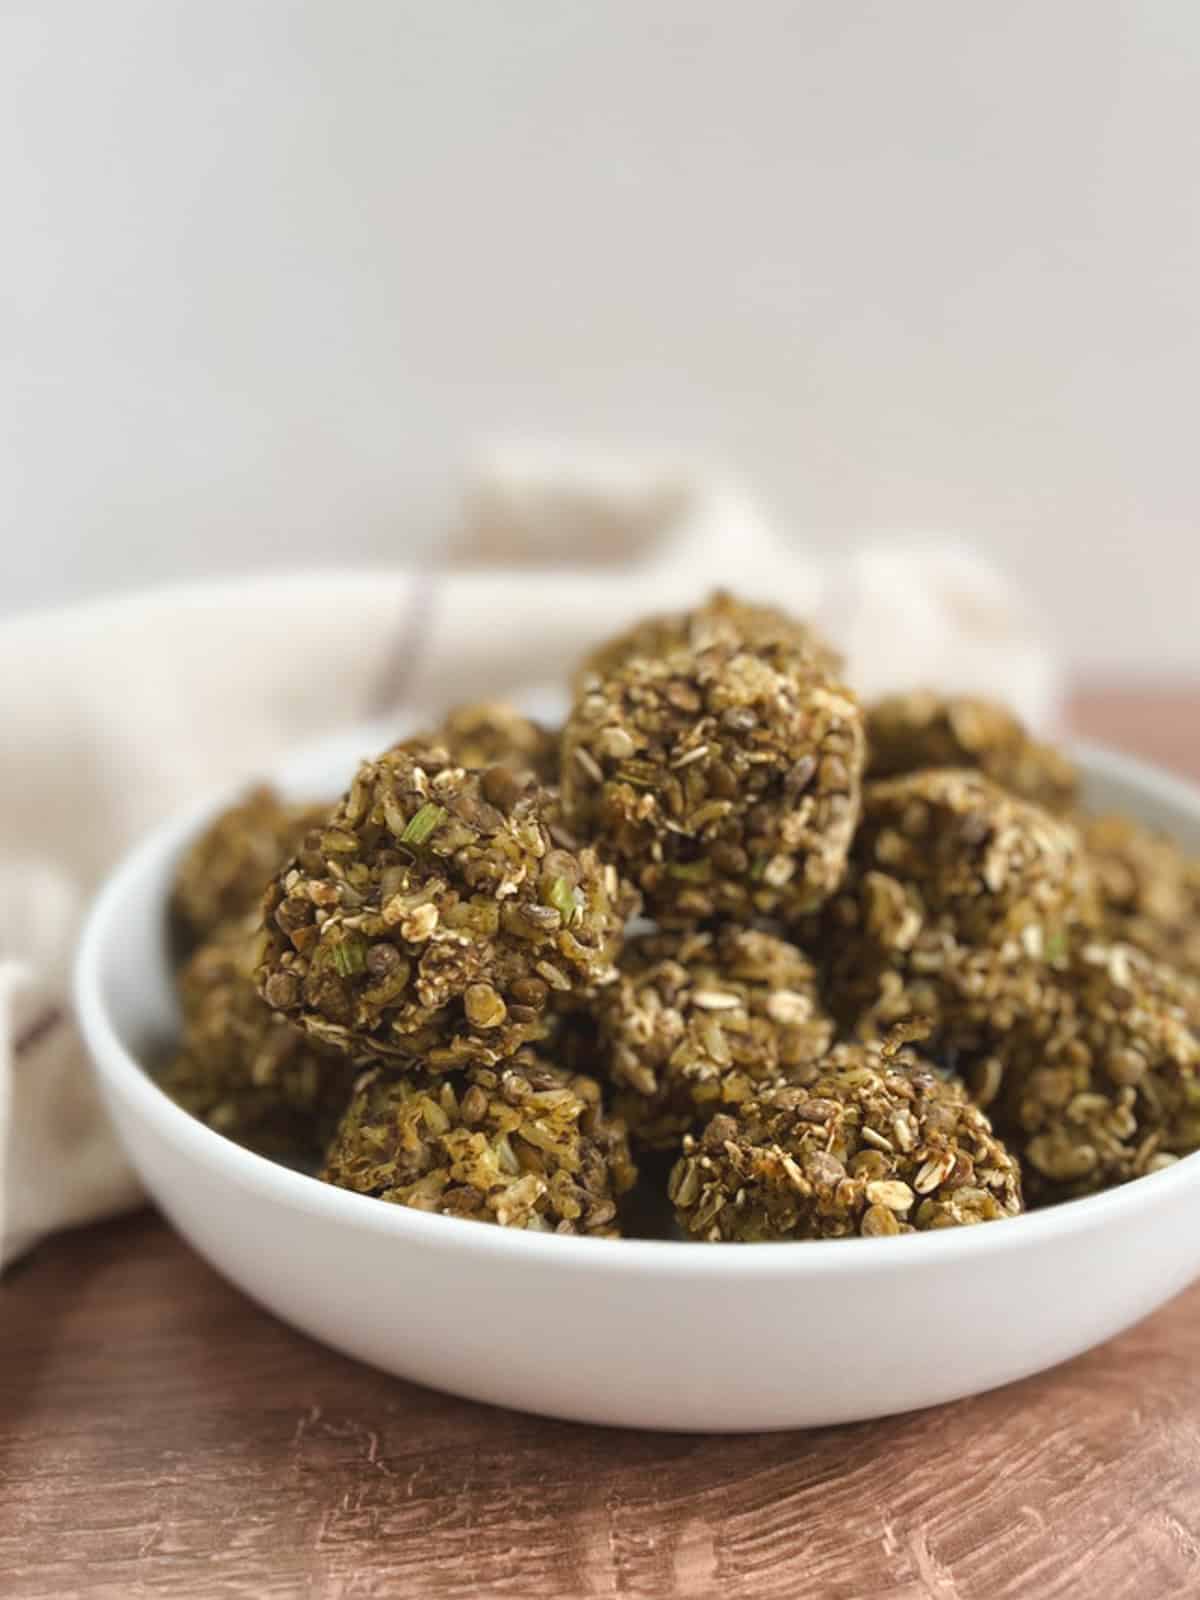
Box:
[74, 734, 1200, 1282]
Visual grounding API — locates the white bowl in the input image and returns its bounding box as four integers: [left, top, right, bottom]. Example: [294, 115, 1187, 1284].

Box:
[75, 731, 1200, 1432]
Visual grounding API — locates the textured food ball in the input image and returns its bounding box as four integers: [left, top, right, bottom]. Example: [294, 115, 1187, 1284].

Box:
[809, 770, 1096, 1047]
[810, 771, 1095, 1035]
[820, 937, 1070, 1079]
[668, 1040, 1023, 1241]
[160, 923, 358, 1162]
[852, 770, 1092, 950]
[866, 692, 1078, 814]
[992, 941, 1200, 1203]
[255, 747, 624, 1068]
[1079, 811, 1200, 980]
[321, 1053, 636, 1234]
[172, 786, 330, 947]
[576, 590, 842, 689]
[428, 701, 559, 785]
[593, 926, 834, 1149]
[420, 705, 622, 898]
[561, 643, 865, 924]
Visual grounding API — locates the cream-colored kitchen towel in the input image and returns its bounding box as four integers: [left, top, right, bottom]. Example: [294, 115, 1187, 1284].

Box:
[0, 448, 1059, 1267]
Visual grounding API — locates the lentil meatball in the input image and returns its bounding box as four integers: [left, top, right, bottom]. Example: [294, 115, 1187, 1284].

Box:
[561, 643, 865, 925]
[256, 747, 624, 1068]
[594, 926, 833, 1149]
[321, 1052, 636, 1235]
[669, 1039, 1022, 1241]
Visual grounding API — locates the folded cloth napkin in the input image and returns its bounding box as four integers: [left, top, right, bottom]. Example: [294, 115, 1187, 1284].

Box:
[0, 448, 1060, 1268]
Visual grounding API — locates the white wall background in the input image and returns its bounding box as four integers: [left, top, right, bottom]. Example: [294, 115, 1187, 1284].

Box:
[2, 1, 1197, 673]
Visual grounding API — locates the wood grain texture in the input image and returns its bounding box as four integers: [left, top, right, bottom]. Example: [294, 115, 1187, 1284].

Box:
[3, 685, 1200, 1600]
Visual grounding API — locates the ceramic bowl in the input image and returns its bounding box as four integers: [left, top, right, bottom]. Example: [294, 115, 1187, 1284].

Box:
[75, 725, 1200, 1431]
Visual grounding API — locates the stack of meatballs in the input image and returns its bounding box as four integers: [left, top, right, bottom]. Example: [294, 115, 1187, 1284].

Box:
[162, 593, 1200, 1241]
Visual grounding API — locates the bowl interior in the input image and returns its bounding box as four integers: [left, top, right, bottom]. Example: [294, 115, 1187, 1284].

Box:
[83, 720, 1200, 1255]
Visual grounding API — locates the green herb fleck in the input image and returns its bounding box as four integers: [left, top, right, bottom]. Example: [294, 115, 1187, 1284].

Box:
[332, 934, 368, 977]
[400, 802, 447, 847]
[668, 860, 712, 883]
[617, 761, 659, 789]
[1045, 929, 1068, 963]
[546, 875, 579, 925]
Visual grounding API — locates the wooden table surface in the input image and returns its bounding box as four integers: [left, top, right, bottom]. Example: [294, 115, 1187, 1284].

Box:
[4, 687, 1200, 1600]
